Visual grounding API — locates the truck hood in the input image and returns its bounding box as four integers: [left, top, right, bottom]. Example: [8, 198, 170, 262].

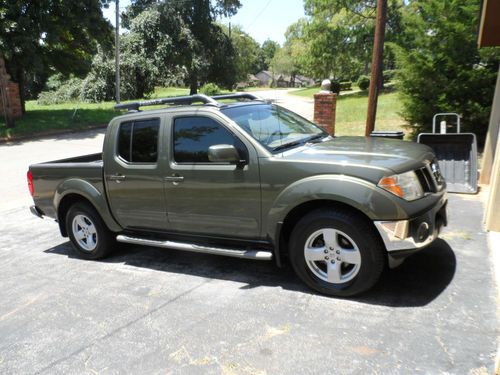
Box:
[281, 136, 435, 174]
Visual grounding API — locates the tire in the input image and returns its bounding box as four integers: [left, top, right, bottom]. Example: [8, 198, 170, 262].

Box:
[289, 208, 385, 297]
[65, 202, 115, 260]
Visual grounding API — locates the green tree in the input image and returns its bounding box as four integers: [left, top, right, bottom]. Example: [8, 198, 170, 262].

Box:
[221, 25, 261, 82]
[0, 0, 112, 112]
[291, 0, 405, 81]
[396, 0, 499, 143]
[121, 0, 241, 94]
[256, 39, 280, 71]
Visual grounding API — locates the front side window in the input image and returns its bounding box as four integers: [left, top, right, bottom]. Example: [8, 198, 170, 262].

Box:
[117, 118, 160, 163]
[173, 116, 245, 163]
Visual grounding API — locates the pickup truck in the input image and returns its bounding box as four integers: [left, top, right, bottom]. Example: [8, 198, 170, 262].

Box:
[28, 93, 447, 297]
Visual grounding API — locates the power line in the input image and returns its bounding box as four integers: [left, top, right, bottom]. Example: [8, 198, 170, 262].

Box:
[245, 0, 273, 29]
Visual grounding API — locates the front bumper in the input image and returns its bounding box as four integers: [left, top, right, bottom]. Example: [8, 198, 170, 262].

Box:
[374, 196, 447, 255]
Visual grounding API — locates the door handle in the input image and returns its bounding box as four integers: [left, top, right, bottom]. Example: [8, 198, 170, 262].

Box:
[165, 175, 184, 184]
[109, 174, 126, 183]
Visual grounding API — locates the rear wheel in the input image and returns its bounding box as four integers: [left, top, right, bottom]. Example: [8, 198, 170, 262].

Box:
[289, 209, 385, 297]
[66, 203, 115, 260]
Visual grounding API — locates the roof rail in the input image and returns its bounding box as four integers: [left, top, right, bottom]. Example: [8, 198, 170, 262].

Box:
[114, 94, 218, 111]
[211, 93, 262, 101]
[114, 92, 263, 112]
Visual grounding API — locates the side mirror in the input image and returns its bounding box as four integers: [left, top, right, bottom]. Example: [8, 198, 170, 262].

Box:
[208, 144, 242, 164]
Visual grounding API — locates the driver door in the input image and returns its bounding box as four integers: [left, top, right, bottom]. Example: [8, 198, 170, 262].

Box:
[163, 113, 262, 239]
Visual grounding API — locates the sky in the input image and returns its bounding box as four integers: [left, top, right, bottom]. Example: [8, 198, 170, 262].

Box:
[102, 0, 306, 46]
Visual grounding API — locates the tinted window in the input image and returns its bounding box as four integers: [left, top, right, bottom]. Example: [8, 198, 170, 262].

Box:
[117, 119, 159, 163]
[118, 121, 132, 162]
[174, 117, 245, 163]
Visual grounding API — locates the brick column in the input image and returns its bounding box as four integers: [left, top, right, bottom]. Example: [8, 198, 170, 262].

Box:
[313, 80, 337, 135]
[0, 57, 23, 127]
[4, 83, 22, 119]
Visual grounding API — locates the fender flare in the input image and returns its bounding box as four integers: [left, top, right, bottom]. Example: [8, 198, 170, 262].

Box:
[266, 174, 406, 244]
[54, 178, 122, 233]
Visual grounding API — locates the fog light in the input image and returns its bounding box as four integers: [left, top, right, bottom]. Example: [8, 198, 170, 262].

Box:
[417, 222, 430, 242]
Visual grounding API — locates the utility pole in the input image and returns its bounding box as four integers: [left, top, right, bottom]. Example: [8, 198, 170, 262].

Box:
[115, 0, 121, 103]
[365, 0, 387, 136]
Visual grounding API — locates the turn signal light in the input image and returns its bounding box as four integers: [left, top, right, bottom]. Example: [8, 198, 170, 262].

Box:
[378, 177, 404, 198]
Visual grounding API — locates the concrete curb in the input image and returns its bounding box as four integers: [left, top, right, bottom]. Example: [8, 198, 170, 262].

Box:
[0, 124, 107, 144]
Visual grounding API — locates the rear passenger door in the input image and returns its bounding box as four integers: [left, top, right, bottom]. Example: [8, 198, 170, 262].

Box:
[104, 116, 168, 230]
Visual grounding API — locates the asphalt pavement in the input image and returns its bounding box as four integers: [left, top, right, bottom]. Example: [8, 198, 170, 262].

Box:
[0, 94, 498, 374]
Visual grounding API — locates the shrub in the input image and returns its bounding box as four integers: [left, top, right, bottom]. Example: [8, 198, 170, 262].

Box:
[357, 75, 370, 91]
[200, 83, 221, 96]
[37, 77, 84, 105]
[329, 81, 341, 94]
[383, 70, 396, 83]
[339, 81, 352, 91]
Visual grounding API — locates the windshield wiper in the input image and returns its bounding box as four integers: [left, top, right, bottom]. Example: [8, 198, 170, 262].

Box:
[305, 134, 326, 144]
[271, 134, 327, 152]
[271, 140, 304, 152]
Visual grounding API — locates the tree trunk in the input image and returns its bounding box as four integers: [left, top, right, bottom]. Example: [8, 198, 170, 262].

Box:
[189, 76, 198, 95]
[15, 63, 26, 114]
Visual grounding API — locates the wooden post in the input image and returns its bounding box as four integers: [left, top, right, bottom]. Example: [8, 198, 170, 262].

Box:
[365, 0, 387, 136]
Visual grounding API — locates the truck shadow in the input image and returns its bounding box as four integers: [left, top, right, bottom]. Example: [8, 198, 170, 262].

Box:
[44, 238, 455, 308]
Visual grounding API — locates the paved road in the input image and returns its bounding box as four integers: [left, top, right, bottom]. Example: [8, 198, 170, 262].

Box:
[0, 98, 498, 374]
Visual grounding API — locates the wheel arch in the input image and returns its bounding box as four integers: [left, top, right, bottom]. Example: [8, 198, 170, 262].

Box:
[274, 199, 385, 267]
[54, 179, 122, 237]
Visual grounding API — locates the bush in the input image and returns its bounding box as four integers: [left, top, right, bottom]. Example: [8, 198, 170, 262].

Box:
[357, 75, 370, 91]
[329, 81, 341, 94]
[37, 77, 84, 105]
[200, 83, 221, 96]
[383, 70, 397, 83]
[339, 81, 352, 91]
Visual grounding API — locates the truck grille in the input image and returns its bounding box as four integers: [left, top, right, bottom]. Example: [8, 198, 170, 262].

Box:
[415, 160, 445, 193]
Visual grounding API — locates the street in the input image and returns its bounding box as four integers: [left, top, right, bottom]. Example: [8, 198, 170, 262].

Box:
[0, 95, 498, 374]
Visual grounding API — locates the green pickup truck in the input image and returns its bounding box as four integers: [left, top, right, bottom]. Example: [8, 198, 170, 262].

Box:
[28, 93, 447, 296]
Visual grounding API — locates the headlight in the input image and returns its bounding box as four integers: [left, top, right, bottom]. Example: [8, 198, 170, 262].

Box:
[378, 171, 424, 201]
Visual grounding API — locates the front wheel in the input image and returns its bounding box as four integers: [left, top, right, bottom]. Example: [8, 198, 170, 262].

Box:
[66, 202, 115, 260]
[289, 209, 385, 297]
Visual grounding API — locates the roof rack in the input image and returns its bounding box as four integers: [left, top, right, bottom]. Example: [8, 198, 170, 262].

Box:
[211, 93, 261, 101]
[114, 92, 263, 112]
[114, 94, 218, 112]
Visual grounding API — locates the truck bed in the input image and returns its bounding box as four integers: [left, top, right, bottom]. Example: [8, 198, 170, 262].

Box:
[29, 153, 105, 219]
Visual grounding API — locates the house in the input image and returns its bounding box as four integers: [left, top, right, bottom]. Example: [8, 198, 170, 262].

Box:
[255, 71, 273, 87]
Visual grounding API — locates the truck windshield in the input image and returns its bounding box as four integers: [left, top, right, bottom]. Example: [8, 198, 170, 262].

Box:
[222, 104, 327, 152]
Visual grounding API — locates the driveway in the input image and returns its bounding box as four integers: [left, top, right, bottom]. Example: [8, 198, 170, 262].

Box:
[0, 108, 498, 373]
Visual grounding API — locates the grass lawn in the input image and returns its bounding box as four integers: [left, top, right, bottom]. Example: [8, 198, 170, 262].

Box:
[291, 87, 408, 137]
[0, 87, 196, 139]
[1, 85, 408, 140]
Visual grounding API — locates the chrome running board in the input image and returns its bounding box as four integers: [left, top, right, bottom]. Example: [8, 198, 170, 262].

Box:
[116, 235, 273, 261]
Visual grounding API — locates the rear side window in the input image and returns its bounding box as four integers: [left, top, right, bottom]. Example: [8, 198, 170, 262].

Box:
[173, 116, 246, 163]
[117, 118, 160, 163]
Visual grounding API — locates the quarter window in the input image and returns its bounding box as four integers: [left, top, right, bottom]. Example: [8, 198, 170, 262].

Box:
[117, 118, 160, 163]
[173, 117, 246, 163]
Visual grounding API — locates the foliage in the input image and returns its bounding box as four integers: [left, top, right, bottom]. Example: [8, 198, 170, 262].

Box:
[220, 24, 261, 83]
[256, 39, 281, 72]
[199, 83, 221, 96]
[0, 0, 112, 112]
[357, 75, 370, 90]
[330, 81, 341, 94]
[383, 69, 396, 83]
[121, 0, 241, 94]
[281, 0, 406, 81]
[37, 77, 84, 105]
[395, 0, 500, 143]
[339, 81, 353, 91]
